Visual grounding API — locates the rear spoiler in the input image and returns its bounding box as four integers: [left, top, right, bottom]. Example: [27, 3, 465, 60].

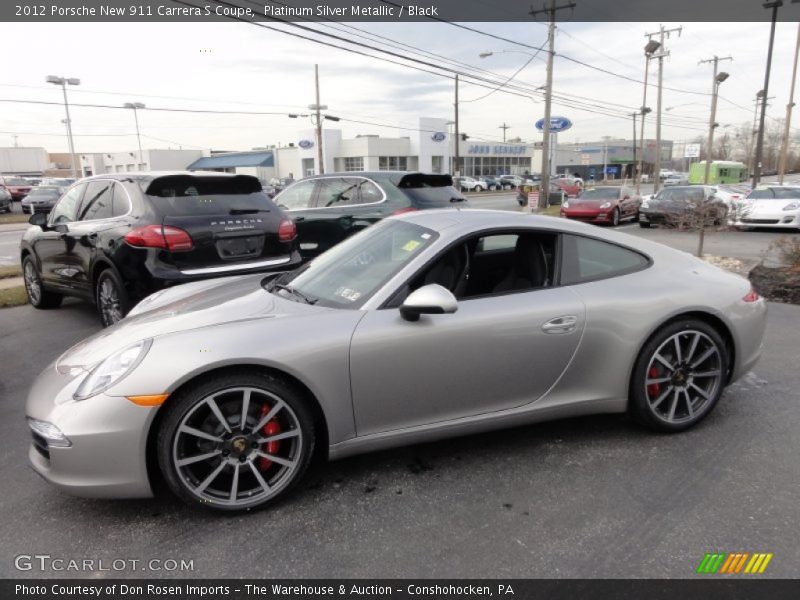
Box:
[144, 174, 262, 197]
[394, 173, 454, 188]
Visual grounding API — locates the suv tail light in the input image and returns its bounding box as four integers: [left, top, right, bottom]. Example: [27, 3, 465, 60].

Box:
[278, 218, 296, 242]
[742, 286, 760, 303]
[392, 207, 418, 216]
[125, 225, 193, 252]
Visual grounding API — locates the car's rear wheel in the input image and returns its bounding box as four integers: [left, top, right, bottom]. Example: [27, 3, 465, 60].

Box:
[639, 222, 651, 228]
[95, 268, 130, 327]
[630, 319, 728, 432]
[611, 207, 620, 226]
[22, 256, 62, 309]
[157, 371, 315, 511]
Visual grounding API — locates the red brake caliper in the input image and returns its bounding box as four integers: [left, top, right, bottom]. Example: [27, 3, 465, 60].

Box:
[258, 404, 281, 471]
[646, 366, 661, 398]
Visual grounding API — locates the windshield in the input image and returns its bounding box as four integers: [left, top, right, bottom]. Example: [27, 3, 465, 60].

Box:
[27, 187, 61, 197]
[576, 188, 619, 200]
[747, 187, 800, 200]
[656, 188, 705, 202]
[4, 178, 28, 185]
[279, 219, 438, 309]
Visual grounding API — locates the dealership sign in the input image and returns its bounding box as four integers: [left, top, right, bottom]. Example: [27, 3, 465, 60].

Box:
[298, 139, 314, 149]
[535, 116, 573, 133]
[684, 143, 701, 158]
[467, 144, 527, 155]
[431, 132, 446, 142]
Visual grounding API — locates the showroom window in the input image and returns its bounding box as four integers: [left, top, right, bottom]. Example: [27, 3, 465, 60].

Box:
[560, 235, 649, 285]
[343, 157, 364, 172]
[431, 156, 443, 174]
[379, 156, 408, 171]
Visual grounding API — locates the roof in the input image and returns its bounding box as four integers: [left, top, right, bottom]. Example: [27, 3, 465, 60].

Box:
[187, 151, 275, 170]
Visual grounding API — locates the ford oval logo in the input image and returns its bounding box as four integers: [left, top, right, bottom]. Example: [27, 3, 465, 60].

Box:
[298, 139, 314, 149]
[431, 132, 446, 142]
[535, 116, 573, 133]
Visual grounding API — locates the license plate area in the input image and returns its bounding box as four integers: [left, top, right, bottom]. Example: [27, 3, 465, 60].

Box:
[215, 235, 265, 260]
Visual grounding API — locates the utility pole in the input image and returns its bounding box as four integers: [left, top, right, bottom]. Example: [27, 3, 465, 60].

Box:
[779, 22, 800, 183]
[308, 64, 326, 175]
[12, 135, 18, 148]
[637, 41, 658, 194]
[531, 0, 575, 209]
[699, 55, 733, 184]
[631, 112, 637, 183]
[754, 1, 782, 187]
[454, 74, 460, 176]
[645, 25, 682, 195]
[499, 122, 510, 143]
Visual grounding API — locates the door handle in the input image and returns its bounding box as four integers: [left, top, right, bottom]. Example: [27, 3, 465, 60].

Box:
[542, 315, 578, 334]
[293, 216, 305, 222]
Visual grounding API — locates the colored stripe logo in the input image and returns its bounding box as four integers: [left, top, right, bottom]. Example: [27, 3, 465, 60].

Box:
[696, 552, 773, 574]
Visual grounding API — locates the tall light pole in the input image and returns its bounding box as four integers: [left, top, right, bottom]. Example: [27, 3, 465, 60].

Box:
[631, 112, 638, 182]
[779, 22, 800, 183]
[46, 75, 80, 179]
[637, 40, 660, 194]
[699, 56, 732, 184]
[454, 74, 460, 176]
[754, 1, 782, 187]
[308, 64, 327, 175]
[123, 102, 146, 170]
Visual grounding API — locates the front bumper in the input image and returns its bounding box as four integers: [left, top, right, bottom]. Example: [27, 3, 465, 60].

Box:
[561, 209, 608, 223]
[735, 211, 800, 229]
[25, 362, 157, 499]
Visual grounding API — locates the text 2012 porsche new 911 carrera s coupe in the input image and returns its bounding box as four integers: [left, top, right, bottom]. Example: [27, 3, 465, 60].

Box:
[25, 209, 766, 511]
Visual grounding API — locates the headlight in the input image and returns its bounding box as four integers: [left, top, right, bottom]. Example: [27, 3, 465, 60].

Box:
[783, 202, 799, 211]
[74, 339, 152, 400]
[641, 201, 650, 209]
[599, 202, 612, 209]
[562, 201, 569, 208]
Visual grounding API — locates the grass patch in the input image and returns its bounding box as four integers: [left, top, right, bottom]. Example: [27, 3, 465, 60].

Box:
[0, 285, 28, 309]
[0, 212, 30, 225]
[0, 265, 21, 279]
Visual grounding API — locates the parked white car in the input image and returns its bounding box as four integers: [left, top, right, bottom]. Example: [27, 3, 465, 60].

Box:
[457, 176, 486, 192]
[732, 185, 800, 231]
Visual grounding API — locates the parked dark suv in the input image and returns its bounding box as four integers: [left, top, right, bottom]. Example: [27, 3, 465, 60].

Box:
[272, 172, 466, 260]
[20, 172, 301, 326]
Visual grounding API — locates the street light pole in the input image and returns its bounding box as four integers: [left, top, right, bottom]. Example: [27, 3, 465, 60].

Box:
[46, 75, 80, 179]
[779, 22, 800, 183]
[123, 102, 146, 170]
[454, 74, 460, 176]
[699, 56, 732, 184]
[753, 1, 782, 187]
[631, 112, 637, 183]
[307, 64, 327, 175]
[637, 40, 660, 194]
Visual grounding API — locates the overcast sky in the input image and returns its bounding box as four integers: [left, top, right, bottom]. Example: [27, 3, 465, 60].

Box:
[1, 20, 798, 154]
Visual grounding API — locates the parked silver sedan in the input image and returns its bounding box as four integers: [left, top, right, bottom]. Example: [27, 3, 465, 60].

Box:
[26, 210, 767, 511]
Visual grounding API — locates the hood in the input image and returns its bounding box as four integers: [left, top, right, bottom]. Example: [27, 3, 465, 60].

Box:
[747, 198, 798, 212]
[567, 198, 610, 209]
[56, 274, 327, 371]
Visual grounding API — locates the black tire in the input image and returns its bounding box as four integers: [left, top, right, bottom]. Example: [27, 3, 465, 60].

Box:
[611, 207, 620, 227]
[157, 370, 316, 512]
[630, 319, 729, 433]
[474, 185, 483, 192]
[95, 268, 131, 327]
[633, 210, 640, 223]
[22, 256, 62, 309]
[639, 222, 651, 228]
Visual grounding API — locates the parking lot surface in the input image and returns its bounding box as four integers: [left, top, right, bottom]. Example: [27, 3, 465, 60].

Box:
[1, 297, 798, 578]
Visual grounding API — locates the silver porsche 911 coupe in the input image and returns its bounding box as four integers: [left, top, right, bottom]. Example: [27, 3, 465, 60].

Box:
[26, 210, 766, 511]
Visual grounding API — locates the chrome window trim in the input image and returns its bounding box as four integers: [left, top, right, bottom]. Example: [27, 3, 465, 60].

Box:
[179, 256, 292, 275]
[280, 175, 388, 212]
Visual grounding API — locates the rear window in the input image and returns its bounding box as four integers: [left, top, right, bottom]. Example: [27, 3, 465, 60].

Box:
[392, 173, 466, 208]
[143, 175, 276, 216]
[4, 178, 28, 185]
[747, 187, 800, 200]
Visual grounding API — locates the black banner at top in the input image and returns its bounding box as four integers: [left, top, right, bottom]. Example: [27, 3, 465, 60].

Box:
[3, 0, 800, 22]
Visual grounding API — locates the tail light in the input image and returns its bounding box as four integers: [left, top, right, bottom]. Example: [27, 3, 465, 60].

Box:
[742, 286, 760, 303]
[277, 218, 296, 242]
[392, 207, 418, 216]
[124, 225, 193, 252]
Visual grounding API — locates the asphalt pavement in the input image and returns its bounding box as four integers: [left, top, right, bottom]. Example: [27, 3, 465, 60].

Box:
[0, 296, 798, 578]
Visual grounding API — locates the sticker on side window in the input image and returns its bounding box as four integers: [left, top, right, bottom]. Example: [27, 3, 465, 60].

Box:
[335, 287, 362, 302]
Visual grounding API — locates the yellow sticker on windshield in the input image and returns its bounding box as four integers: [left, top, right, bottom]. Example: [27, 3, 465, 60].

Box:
[402, 240, 421, 252]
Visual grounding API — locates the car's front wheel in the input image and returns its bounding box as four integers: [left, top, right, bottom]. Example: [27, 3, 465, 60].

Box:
[22, 256, 62, 309]
[95, 268, 130, 327]
[630, 319, 728, 432]
[474, 185, 484, 192]
[611, 207, 620, 226]
[157, 371, 316, 511]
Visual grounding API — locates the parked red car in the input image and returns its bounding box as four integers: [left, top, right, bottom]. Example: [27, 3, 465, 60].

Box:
[553, 178, 582, 197]
[560, 185, 641, 226]
[0, 176, 32, 201]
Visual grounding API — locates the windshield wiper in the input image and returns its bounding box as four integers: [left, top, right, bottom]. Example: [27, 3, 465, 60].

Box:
[229, 208, 271, 215]
[271, 283, 318, 305]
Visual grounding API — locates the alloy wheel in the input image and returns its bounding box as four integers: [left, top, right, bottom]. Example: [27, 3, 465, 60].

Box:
[98, 277, 122, 325]
[172, 387, 304, 508]
[612, 208, 620, 226]
[23, 260, 41, 305]
[643, 330, 723, 425]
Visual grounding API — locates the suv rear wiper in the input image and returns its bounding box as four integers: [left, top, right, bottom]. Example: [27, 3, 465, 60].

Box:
[229, 208, 271, 215]
[271, 283, 318, 305]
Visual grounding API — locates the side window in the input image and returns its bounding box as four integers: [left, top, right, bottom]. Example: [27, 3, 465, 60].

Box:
[49, 184, 85, 224]
[561, 235, 648, 285]
[315, 178, 360, 208]
[274, 180, 316, 210]
[112, 184, 131, 217]
[358, 180, 383, 205]
[79, 180, 114, 221]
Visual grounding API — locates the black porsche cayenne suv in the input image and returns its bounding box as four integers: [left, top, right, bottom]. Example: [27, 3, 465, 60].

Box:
[20, 172, 301, 326]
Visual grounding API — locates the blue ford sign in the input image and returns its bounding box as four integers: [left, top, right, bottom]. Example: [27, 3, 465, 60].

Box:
[534, 116, 573, 133]
[431, 132, 446, 142]
[298, 139, 314, 149]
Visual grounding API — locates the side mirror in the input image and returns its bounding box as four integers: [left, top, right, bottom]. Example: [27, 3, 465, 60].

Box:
[28, 213, 48, 228]
[400, 284, 458, 322]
